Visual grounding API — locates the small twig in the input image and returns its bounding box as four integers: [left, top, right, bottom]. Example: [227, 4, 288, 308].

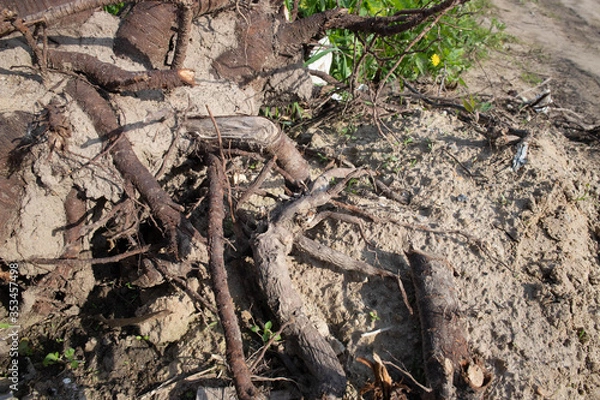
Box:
[360, 326, 392, 338]
[385, 360, 432, 394]
[206, 105, 236, 222]
[441, 147, 474, 177]
[138, 366, 219, 400]
[236, 156, 277, 209]
[396, 274, 413, 316]
[11, 18, 45, 70]
[374, 178, 411, 205]
[26, 245, 151, 265]
[516, 78, 552, 98]
[153, 259, 218, 314]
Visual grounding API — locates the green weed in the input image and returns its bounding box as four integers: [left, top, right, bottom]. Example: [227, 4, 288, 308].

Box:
[251, 320, 282, 343]
[43, 347, 82, 369]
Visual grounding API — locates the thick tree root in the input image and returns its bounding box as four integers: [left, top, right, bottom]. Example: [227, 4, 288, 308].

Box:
[407, 249, 492, 399]
[251, 172, 367, 398]
[184, 115, 311, 186]
[114, 0, 235, 68]
[48, 50, 194, 92]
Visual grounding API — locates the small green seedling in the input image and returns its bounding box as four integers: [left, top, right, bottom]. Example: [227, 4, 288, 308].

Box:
[43, 352, 61, 367]
[369, 310, 380, 323]
[43, 347, 82, 369]
[251, 321, 282, 344]
[345, 177, 360, 194]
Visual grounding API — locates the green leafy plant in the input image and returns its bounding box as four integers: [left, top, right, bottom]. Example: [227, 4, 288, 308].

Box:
[251, 321, 282, 343]
[43, 347, 82, 369]
[345, 177, 360, 193]
[43, 351, 61, 367]
[369, 310, 380, 323]
[292, 0, 506, 86]
[104, 2, 125, 15]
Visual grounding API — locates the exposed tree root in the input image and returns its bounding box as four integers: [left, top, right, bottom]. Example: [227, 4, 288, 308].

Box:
[184, 115, 311, 187]
[115, 0, 235, 68]
[293, 235, 394, 278]
[206, 153, 262, 400]
[47, 50, 194, 92]
[251, 171, 367, 398]
[406, 249, 492, 399]
[62, 187, 87, 258]
[65, 78, 206, 258]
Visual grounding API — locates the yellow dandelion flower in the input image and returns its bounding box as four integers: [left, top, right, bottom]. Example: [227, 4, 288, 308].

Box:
[431, 53, 441, 67]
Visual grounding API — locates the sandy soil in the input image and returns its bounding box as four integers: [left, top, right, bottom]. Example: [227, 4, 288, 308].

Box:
[0, 1, 599, 399]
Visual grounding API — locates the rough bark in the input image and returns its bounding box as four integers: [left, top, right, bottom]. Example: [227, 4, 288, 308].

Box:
[62, 187, 87, 258]
[0, 112, 29, 245]
[114, 2, 178, 68]
[253, 225, 347, 398]
[0, 0, 94, 33]
[407, 249, 492, 399]
[0, 0, 117, 36]
[114, 0, 235, 68]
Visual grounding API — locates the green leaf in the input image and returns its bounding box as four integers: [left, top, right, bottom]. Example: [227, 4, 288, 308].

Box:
[264, 321, 273, 331]
[304, 47, 338, 67]
[64, 347, 76, 360]
[43, 352, 61, 367]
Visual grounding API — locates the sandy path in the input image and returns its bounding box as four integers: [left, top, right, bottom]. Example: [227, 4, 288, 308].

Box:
[493, 0, 600, 83]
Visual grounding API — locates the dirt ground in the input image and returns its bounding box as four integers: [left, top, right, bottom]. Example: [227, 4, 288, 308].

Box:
[1, 1, 599, 399]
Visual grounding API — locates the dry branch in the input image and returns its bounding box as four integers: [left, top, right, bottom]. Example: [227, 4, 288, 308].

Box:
[206, 153, 261, 400]
[406, 249, 492, 399]
[276, 0, 468, 54]
[293, 235, 394, 278]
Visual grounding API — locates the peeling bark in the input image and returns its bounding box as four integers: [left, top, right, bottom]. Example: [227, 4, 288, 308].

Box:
[184, 115, 310, 186]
